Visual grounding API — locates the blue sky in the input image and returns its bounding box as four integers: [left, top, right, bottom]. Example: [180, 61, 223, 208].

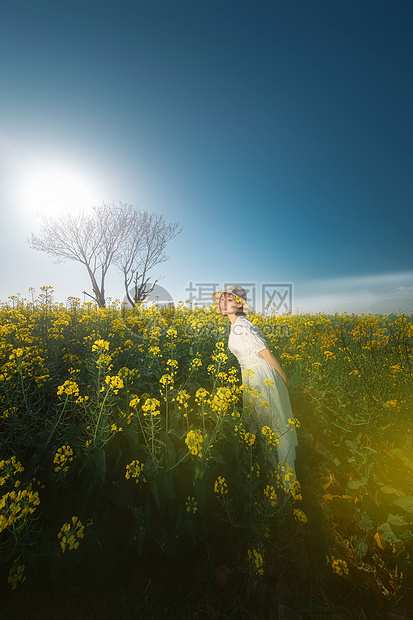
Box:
[1, 0, 412, 314]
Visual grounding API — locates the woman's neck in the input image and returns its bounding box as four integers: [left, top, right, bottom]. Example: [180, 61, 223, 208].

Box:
[229, 314, 241, 326]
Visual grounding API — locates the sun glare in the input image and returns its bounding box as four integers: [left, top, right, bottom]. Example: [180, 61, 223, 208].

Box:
[19, 162, 103, 217]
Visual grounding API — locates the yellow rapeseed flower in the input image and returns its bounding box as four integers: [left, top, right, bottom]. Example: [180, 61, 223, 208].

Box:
[234, 423, 256, 446]
[293, 508, 308, 523]
[190, 357, 202, 369]
[195, 387, 210, 406]
[129, 396, 141, 408]
[185, 429, 204, 457]
[7, 558, 26, 590]
[185, 496, 198, 514]
[141, 397, 161, 416]
[92, 339, 110, 352]
[53, 445, 74, 473]
[57, 516, 85, 552]
[264, 484, 278, 507]
[330, 557, 349, 577]
[248, 546, 264, 576]
[174, 389, 190, 409]
[0, 456, 25, 486]
[287, 417, 301, 429]
[209, 387, 233, 414]
[261, 426, 280, 447]
[159, 373, 174, 388]
[105, 375, 124, 394]
[214, 476, 228, 496]
[110, 423, 123, 433]
[148, 346, 162, 358]
[0, 488, 40, 534]
[57, 380, 80, 398]
[125, 460, 145, 483]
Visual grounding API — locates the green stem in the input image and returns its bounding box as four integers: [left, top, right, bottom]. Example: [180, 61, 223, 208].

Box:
[18, 363, 29, 413]
[45, 394, 69, 448]
[212, 359, 222, 392]
[93, 388, 111, 446]
[150, 413, 155, 465]
[164, 451, 190, 473]
[180, 366, 194, 391]
[164, 385, 170, 467]
[136, 409, 150, 452]
[165, 385, 169, 436]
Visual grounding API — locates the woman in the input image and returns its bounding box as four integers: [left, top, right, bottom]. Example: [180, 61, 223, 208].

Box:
[211, 284, 298, 487]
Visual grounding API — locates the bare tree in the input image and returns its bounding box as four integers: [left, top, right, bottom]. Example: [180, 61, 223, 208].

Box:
[116, 210, 182, 306]
[28, 202, 182, 308]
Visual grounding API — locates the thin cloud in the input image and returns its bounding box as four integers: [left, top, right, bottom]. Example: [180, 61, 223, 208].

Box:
[293, 271, 413, 314]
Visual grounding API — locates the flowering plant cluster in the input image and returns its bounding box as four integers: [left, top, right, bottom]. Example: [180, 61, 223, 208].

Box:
[58, 516, 86, 552]
[0, 287, 411, 606]
[53, 445, 74, 473]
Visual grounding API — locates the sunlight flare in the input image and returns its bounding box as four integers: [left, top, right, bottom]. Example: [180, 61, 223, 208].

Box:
[18, 161, 103, 217]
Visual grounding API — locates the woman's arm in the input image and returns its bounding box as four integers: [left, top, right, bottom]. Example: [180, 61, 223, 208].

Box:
[258, 348, 290, 387]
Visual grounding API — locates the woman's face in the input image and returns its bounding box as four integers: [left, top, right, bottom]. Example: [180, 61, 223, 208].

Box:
[219, 292, 242, 316]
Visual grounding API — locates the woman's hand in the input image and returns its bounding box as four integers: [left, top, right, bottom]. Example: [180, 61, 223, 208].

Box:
[282, 375, 290, 387]
[258, 348, 290, 387]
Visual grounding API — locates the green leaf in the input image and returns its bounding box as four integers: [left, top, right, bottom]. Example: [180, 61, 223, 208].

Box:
[159, 472, 176, 500]
[183, 518, 197, 548]
[381, 485, 402, 496]
[193, 478, 206, 513]
[211, 451, 226, 464]
[377, 522, 400, 544]
[387, 513, 409, 527]
[348, 479, 365, 490]
[106, 478, 133, 509]
[168, 428, 184, 441]
[165, 436, 176, 468]
[358, 512, 374, 532]
[393, 448, 413, 470]
[189, 345, 194, 356]
[365, 501, 388, 524]
[194, 458, 208, 480]
[393, 496, 413, 514]
[77, 470, 98, 515]
[151, 480, 161, 509]
[129, 505, 143, 520]
[354, 537, 369, 558]
[289, 371, 301, 388]
[94, 448, 106, 482]
[144, 495, 152, 521]
[330, 495, 354, 521]
[344, 440, 364, 459]
[386, 513, 412, 541]
[136, 524, 146, 557]
[395, 550, 411, 572]
[153, 524, 177, 559]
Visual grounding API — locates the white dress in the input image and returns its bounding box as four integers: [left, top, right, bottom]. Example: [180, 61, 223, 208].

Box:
[228, 315, 298, 476]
